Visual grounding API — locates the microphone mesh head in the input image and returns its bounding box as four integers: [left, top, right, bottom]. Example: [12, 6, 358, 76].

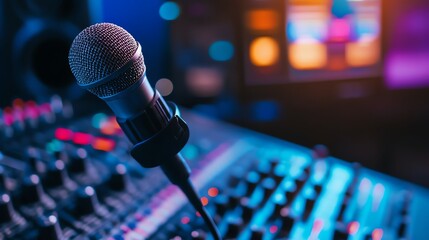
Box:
[68, 23, 145, 98]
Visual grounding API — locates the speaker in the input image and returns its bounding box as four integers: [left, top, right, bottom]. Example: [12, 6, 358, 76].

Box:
[0, 0, 101, 105]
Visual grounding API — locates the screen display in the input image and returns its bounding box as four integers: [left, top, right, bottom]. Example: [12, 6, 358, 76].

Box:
[244, 0, 382, 85]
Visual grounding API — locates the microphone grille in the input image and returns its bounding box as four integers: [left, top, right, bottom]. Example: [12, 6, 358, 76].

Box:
[68, 23, 145, 98]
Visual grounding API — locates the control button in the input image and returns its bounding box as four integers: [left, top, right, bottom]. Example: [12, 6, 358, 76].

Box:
[69, 149, 88, 174]
[273, 197, 286, 218]
[250, 226, 264, 240]
[214, 195, 229, 216]
[256, 167, 270, 180]
[228, 193, 241, 209]
[272, 171, 285, 185]
[26, 147, 43, 173]
[261, 178, 276, 203]
[285, 190, 296, 205]
[75, 186, 100, 216]
[0, 166, 7, 191]
[109, 164, 129, 191]
[240, 199, 255, 222]
[245, 172, 260, 196]
[224, 218, 243, 239]
[37, 215, 64, 240]
[44, 160, 70, 188]
[0, 193, 16, 224]
[295, 178, 306, 192]
[21, 174, 45, 204]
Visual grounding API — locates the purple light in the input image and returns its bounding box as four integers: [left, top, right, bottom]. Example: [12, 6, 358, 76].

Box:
[385, 52, 429, 89]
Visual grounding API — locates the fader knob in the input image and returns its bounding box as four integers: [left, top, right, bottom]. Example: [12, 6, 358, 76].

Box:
[0, 193, 15, 224]
[214, 195, 229, 216]
[261, 178, 276, 203]
[0, 166, 6, 191]
[37, 215, 64, 240]
[245, 172, 260, 196]
[241, 201, 255, 222]
[108, 164, 129, 191]
[21, 174, 45, 204]
[69, 149, 88, 174]
[75, 186, 100, 216]
[45, 160, 69, 188]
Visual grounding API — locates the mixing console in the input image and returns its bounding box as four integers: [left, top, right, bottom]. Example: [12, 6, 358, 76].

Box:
[1, 97, 429, 240]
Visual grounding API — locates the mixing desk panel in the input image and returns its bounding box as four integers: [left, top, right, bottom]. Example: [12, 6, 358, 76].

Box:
[0, 98, 428, 239]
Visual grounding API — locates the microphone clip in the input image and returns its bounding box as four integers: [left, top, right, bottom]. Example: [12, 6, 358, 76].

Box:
[130, 103, 190, 168]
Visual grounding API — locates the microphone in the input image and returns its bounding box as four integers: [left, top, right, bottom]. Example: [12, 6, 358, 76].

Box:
[68, 23, 221, 239]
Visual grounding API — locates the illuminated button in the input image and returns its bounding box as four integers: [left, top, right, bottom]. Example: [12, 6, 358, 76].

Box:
[92, 137, 115, 152]
[54, 128, 74, 141]
[250, 37, 280, 67]
[72, 132, 92, 145]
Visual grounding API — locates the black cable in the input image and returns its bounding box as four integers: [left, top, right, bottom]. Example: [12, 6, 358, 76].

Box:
[178, 179, 222, 240]
[161, 154, 222, 240]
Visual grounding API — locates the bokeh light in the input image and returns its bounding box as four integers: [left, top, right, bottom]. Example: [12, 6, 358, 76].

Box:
[159, 2, 180, 21]
[209, 40, 234, 61]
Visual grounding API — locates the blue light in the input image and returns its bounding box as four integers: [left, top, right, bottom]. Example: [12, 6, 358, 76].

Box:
[209, 40, 234, 61]
[159, 2, 180, 21]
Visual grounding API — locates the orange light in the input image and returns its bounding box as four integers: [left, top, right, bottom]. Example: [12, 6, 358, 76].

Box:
[92, 137, 116, 152]
[289, 38, 327, 70]
[208, 187, 219, 197]
[249, 37, 280, 67]
[346, 37, 380, 67]
[201, 197, 209, 206]
[290, 0, 330, 5]
[100, 122, 117, 136]
[246, 9, 278, 31]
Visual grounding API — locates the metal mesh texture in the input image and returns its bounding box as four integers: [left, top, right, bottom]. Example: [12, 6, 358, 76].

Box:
[68, 23, 145, 98]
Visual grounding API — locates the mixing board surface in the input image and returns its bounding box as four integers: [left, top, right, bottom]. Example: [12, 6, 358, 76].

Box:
[1, 99, 428, 239]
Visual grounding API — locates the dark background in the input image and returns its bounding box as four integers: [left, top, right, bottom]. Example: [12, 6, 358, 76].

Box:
[0, 0, 428, 187]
